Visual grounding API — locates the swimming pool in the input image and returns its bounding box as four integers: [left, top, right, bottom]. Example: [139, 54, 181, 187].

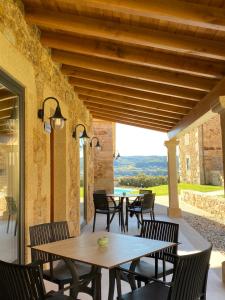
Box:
[114, 187, 134, 195]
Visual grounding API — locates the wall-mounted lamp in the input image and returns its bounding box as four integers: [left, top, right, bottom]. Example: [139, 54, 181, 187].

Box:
[90, 136, 101, 151]
[38, 96, 66, 131]
[72, 123, 90, 144]
[113, 151, 120, 160]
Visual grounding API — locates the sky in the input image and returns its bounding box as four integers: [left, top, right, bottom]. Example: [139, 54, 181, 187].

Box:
[116, 123, 168, 156]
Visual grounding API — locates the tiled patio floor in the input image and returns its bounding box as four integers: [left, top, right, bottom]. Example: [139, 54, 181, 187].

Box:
[46, 197, 225, 299]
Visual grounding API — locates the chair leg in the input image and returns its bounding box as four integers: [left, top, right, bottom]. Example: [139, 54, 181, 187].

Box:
[7, 214, 11, 233]
[137, 280, 142, 288]
[116, 269, 122, 298]
[58, 282, 64, 294]
[127, 274, 137, 291]
[14, 218, 18, 236]
[93, 212, 96, 232]
[136, 214, 140, 229]
[107, 213, 110, 232]
[110, 212, 116, 224]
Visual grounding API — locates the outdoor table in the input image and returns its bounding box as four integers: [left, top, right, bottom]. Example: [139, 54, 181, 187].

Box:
[32, 231, 175, 300]
[107, 193, 144, 232]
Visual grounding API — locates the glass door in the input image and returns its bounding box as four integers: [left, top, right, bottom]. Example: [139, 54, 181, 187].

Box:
[0, 71, 24, 263]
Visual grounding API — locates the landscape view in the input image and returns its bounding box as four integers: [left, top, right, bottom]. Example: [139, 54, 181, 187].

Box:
[114, 155, 223, 195]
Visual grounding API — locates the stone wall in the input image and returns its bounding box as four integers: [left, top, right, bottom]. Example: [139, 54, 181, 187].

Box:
[179, 115, 223, 185]
[179, 127, 202, 184]
[0, 0, 94, 258]
[202, 115, 223, 185]
[93, 119, 114, 193]
[181, 190, 225, 220]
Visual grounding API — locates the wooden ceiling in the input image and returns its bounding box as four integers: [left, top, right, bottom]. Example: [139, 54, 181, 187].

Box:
[22, 0, 225, 133]
[0, 84, 17, 135]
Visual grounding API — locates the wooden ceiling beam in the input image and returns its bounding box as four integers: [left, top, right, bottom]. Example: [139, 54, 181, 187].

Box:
[79, 94, 182, 121]
[91, 113, 168, 132]
[41, 32, 224, 79]
[57, 52, 217, 91]
[68, 69, 205, 101]
[85, 0, 225, 32]
[0, 90, 17, 101]
[26, 10, 225, 60]
[0, 100, 15, 111]
[82, 98, 177, 124]
[71, 78, 197, 109]
[88, 108, 172, 129]
[75, 87, 189, 115]
[168, 76, 225, 138]
[85, 103, 175, 126]
[0, 110, 11, 119]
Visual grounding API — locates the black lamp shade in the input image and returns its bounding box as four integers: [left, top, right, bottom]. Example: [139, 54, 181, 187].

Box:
[49, 105, 66, 130]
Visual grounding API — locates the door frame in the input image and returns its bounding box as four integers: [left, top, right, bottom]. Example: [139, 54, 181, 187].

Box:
[0, 69, 25, 263]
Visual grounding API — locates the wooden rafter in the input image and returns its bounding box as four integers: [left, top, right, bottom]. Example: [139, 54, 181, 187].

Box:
[88, 108, 172, 130]
[76, 87, 189, 115]
[71, 78, 197, 109]
[84, 0, 225, 32]
[41, 32, 225, 79]
[91, 113, 168, 132]
[168, 76, 225, 138]
[56, 52, 217, 91]
[79, 95, 181, 121]
[26, 10, 225, 60]
[85, 103, 175, 126]
[0, 90, 17, 101]
[67, 68, 205, 101]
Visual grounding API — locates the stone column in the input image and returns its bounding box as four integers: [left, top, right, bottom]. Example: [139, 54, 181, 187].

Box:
[219, 109, 225, 195]
[164, 139, 182, 218]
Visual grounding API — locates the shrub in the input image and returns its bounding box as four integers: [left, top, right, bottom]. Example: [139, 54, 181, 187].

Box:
[118, 174, 168, 187]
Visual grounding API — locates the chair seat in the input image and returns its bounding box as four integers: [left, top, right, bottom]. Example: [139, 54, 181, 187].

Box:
[96, 208, 120, 213]
[46, 292, 73, 300]
[44, 260, 92, 284]
[119, 258, 174, 280]
[118, 282, 169, 300]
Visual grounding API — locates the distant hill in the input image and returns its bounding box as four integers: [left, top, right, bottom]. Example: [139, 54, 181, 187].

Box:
[114, 156, 168, 177]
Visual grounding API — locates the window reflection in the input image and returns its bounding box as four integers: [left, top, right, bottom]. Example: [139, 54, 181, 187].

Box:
[0, 83, 19, 262]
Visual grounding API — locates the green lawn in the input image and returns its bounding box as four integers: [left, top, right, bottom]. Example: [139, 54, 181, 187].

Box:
[132, 183, 224, 196]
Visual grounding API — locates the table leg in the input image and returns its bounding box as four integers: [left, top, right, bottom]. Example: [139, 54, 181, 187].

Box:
[108, 268, 116, 300]
[94, 267, 102, 300]
[125, 197, 129, 232]
[120, 197, 125, 233]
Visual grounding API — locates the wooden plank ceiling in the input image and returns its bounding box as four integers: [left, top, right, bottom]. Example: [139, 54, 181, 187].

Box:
[22, 0, 225, 133]
[0, 84, 17, 135]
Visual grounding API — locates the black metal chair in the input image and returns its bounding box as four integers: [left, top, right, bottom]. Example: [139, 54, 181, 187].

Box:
[117, 220, 179, 293]
[118, 246, 212, 300]
[139, 189, 152, 194]
[5, 196, 18, 236]
[126, 193, 156, 230]
[93, 192, 122, 232]
[30, 221, 99, 299]
[0, 259, 72, 300]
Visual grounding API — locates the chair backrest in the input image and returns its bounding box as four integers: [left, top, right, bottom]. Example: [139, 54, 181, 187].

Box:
[139, 189, 152, 194]
[5, 196, 17, 214]
[29, 221, 71, 264]
[29, 222, 52, 264]
[0, 260, 46, 300]
[140, 220, 179, 258]
[142, 193, 155, 210]
[51, 221, 70, 241]
[94, 190, 107, 194]
[169, 246, 212, 300]
[93, 193, 109, 210]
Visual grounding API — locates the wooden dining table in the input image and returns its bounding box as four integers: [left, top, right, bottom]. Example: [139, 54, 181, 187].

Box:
[32, 231, 176, 300]
[107, 193, 144, 232]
